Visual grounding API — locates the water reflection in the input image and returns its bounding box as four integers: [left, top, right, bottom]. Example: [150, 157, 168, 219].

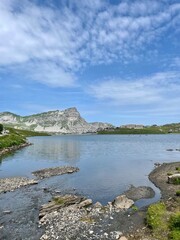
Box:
[26, 136, 81, 164]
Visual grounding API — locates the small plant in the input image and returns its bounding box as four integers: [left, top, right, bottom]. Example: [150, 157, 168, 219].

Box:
[131, 205, 138, 211]
[176, 190, 180, 196]
[167, 172, 173, 176]
[53, 197, 65, 205]
[172, 177, 180, 185]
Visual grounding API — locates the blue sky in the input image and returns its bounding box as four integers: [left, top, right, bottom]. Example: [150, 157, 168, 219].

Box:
[0, 0, 180, 126]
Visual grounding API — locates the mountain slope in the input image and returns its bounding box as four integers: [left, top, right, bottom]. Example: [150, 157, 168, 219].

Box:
[0, 108, 113, 134]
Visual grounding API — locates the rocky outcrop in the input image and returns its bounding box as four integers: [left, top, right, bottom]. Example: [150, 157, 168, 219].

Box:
[0, 108, 113, 134]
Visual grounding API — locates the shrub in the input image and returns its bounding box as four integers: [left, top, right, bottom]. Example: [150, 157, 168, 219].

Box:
[169, 213, 180, 240]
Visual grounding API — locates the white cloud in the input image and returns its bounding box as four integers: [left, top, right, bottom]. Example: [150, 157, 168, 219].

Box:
[0, 0, 179, 86]
[90, 71, 180, 106]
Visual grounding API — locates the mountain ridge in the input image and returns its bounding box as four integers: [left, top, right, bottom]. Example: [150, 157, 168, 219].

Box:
[0, 108, 113, 134]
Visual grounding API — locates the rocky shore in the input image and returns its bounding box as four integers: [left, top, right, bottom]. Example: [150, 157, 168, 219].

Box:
[149, 162, 180, 199]
[0, 142, 32, 157]
[0, 162, 179, 240]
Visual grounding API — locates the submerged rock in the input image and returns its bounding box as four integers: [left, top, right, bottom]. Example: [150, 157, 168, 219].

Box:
[124, 185, 155, 201]
[32, 166, 79, 179]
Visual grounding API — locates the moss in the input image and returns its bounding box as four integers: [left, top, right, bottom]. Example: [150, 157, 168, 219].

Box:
[80, 216, 95, 224]
[53, 197, 65, 205]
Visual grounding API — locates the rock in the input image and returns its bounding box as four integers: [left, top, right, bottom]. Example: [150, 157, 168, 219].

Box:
[32, 166, 79, 179]
[79, 199, 93, 208]
[110, 231, 122, 239]
[3, 210, 12, 214]
[168, 174, 180, 184]
[124, 185, 155, 201]
[94, 202, 102, 208]
[166, 149, 173, 151]
[39, 194, 85, 218]
[119, 236, 128, 240]
[113, 195, 134, 209]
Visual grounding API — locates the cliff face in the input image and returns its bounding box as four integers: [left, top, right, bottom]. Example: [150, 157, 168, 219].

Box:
[0, 108, 113, 134]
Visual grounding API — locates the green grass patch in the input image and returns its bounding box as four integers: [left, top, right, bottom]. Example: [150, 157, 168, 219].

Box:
[0, 133, 26, 150]
[172, 177, 180, 185]
[146, 202, 180, 240]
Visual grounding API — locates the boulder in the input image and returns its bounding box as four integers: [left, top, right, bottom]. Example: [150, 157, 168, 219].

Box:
[79, 199, 92, 208]
[113, 195, 134, 209]
[125, 185, 155, 201]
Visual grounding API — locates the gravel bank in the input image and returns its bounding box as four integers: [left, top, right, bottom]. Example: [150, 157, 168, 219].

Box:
[0, 177, 38, 193]
[32, 166, 80, 179]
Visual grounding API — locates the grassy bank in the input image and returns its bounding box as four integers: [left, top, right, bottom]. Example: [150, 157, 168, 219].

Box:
[98, 127, 165, 134]
[146, 199, 180, 240]
[0, 127, 49, 150]
[98, 123, 180, 134]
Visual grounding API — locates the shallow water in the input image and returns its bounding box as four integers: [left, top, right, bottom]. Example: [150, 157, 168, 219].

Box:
[1, 134, 180, 204]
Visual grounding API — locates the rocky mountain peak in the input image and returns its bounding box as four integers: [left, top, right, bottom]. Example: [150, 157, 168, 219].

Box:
[0, 108, 113, 134]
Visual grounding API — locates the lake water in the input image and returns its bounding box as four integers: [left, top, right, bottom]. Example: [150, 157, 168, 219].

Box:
[0, 134, 180, 205]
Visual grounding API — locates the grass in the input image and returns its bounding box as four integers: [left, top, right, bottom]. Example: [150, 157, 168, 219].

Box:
[0, 127, 50, 151]
[0, 133, 26, 150]
[98, 127, 165, 135]
[6, 127, 50, 137]
[146, 202, 180, 240]
[171, 177, 180, 185]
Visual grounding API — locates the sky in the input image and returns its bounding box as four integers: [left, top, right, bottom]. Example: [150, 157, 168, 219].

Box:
[0, 0, 180, 126]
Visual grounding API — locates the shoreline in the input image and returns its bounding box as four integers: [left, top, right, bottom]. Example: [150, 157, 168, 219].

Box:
[0, 142, 32, 158]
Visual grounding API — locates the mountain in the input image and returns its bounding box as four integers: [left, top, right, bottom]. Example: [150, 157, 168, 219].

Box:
[0, 108, 113, 134]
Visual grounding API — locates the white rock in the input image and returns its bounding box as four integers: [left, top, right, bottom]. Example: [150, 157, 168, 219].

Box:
[113, 195, 134, 209]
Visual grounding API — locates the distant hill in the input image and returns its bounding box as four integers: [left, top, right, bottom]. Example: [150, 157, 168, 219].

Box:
[98, 123, 180, 134]
[0, 108, 113, 134]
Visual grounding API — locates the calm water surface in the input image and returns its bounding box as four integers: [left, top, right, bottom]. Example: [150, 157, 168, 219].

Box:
[0, 134, 180, 204]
